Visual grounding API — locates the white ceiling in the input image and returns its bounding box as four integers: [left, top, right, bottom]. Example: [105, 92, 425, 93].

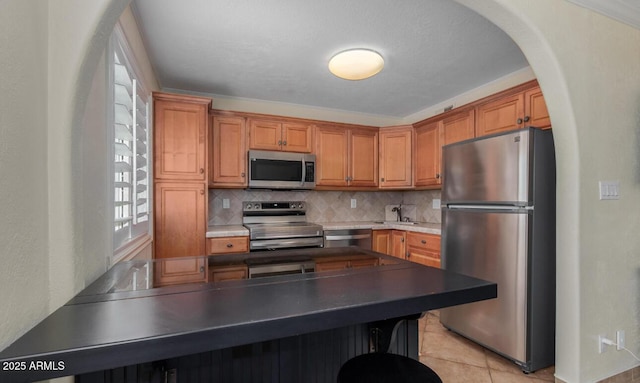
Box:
[131, 0, 530, 119]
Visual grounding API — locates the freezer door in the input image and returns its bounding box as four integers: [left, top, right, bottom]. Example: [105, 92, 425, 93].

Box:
[442, 129, 531, 205]
[440, 207, 529, 364]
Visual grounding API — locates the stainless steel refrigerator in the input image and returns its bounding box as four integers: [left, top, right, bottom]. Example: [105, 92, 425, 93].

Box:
[440, 127, 555, 373]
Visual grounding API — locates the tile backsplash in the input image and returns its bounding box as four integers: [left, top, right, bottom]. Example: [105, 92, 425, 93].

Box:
[208, 189, 442, 226]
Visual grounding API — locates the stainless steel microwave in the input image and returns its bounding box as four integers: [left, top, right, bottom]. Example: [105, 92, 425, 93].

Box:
[248, 150, 316, 190]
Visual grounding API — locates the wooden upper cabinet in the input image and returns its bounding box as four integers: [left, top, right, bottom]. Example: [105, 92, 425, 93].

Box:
[210, 115, 247, 187]
[443, 109, 475, 146]
[248, 118, 312, 153]
[475, 82, 551, 137]
[414, 121, 442, 187]
[315, 126, 349, 187]
[315, 125, 378, 188]
[153, 93, 211, 181]
[476, 93, 524, 137]
[524, 86, 551, 129]
[379, 126, 413, 189]
[349, 128, 378, 187]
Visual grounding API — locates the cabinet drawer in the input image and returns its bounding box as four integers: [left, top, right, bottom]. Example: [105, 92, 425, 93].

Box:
[207, 236, 249, 254]
[209, 264, 248, 282]
[406, 232, 440, 251]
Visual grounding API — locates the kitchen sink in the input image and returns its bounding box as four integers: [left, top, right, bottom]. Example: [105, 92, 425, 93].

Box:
[383, 221, 417, 225]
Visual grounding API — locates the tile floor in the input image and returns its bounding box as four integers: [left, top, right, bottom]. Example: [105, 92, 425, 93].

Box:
[418, 311, 556, 383]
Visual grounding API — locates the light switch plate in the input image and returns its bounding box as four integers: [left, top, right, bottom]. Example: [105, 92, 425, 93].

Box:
[351, 199, 357, 208]
[599, 181, 620, 200]
[432, 199, 441, 209]
[223, 198, 230, 208]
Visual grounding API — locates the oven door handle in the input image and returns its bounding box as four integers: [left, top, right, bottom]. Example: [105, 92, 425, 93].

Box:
[325, 234, 371, 241]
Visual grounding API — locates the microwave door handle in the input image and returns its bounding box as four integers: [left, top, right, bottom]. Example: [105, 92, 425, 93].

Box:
[301, 157, 306, 187]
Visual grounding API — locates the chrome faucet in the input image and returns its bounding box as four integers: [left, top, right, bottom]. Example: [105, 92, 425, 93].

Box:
[391, 205, 402, 222]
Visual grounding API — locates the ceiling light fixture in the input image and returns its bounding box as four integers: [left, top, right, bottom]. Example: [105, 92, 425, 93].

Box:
[328, 48, 384, 81]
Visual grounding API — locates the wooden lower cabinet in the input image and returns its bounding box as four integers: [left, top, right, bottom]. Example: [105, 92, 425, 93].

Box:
[154, 258, 207, 287]
[390, 230, 407, 259]
[314, 256, 379, 272]
[209, 264, 248, 282]
[207, 236, 249, 254]
[406, 232, 441, 268]
[372, 230, 392, 255]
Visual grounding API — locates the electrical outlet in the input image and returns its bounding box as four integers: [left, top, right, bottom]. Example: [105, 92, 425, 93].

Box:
[598, 335, 608, 354]
[223, 198, 230, 209]
[616, 330, 625, 351]
[599, 181, 620, 200]
[432, 199, 441, 209]
[351, 199, 357, 208]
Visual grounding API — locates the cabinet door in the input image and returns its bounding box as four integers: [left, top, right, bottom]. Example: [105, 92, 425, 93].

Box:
[524, 86, 551, 129]
[154, 258, 207, 287]
[315, 259, 350, 272]
[211, 116, 247, 187]
[349, 129, 378, 187]
[443, 109, 475, 145]
[154, 182, 206, 259]
[414, 122, 442, 187]
[379, 127, 413, 188]
[476, 93, 524, 137]
[154, 99, 208, 181]
[372, 230, 392, 255]
[315, 126, 349, 186]
[390, 230, 406, 259]
[406, 232, 441, 268]
[248, 119, 282, 151]
[282, 123, 313, 153]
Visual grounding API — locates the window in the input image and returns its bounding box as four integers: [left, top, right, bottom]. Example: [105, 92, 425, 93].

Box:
[111, 24, 151, 256]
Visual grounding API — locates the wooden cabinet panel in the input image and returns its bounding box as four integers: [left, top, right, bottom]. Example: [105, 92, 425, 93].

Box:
[248, 119, 312, 152]
[349, 129, 378, 187]
[211, 115, 247, 187]
[154, 95, 209, 181]
[390, 230, 407, 259]
[248, 119, 282, 151]
[210, 264, 248, 282]
[414, 121, 442, 187]
[476, 93, 524, 137]
[282, 123, 313, 152]
[207, 236, 249, 254]
[154, 182, 206, 259]
[315, 259, 350, 272]
[379, 126, 413, 188]
[154, 258, 207, 287]
[406, 232, 441, 268]
[372, 230, 392, 255]
[315, 127, 349, 187]
[314, 256, 378, 272]
[443, 109, 475, 145]
[524, 86, 551, 129]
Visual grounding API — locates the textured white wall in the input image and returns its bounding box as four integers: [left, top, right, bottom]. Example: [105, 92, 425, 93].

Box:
[0, 0, 50, 350]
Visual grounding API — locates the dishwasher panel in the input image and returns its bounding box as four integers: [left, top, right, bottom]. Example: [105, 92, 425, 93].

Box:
[323, 229, 372, 250]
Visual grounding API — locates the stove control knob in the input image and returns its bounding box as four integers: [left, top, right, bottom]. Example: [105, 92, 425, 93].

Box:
[298, 203, 303, 209]
[253, 203, 260, 210]
[245, 203, 252, 209]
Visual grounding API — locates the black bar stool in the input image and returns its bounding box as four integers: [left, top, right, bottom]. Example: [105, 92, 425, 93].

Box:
[337, 315, 442, 383]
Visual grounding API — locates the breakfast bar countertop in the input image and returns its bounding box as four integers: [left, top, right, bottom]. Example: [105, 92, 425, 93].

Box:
[0, 247, 494, 383]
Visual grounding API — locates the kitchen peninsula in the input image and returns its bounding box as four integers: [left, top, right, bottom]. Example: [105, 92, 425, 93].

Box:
[0, 248, 496, 383]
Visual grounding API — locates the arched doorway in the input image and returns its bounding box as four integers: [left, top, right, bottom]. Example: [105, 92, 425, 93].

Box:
[69, 0, 579, 379]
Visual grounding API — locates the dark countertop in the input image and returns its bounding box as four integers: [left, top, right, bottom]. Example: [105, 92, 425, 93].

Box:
[0, 247, 496, 382]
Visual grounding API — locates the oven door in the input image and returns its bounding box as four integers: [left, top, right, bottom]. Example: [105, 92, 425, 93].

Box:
[250, 236, 324, 251]
[248, 150, 315, 189]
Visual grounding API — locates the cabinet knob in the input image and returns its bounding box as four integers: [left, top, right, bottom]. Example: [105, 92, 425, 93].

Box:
[517, 118, 523, 125]
[226, 243, 233, 248]
[278, 140, 282, 146]
[241, 172, 246, 178]
[381, 177, 385, 182]
[200, 189, 204, 195]
[435, 173, 440, 179]
[200, 168, 205, 174]
[421, 239, 427, 244]
[282, 140, 287, 146]
[199, 266, 205, 272]
[524, 116, 530, 123]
